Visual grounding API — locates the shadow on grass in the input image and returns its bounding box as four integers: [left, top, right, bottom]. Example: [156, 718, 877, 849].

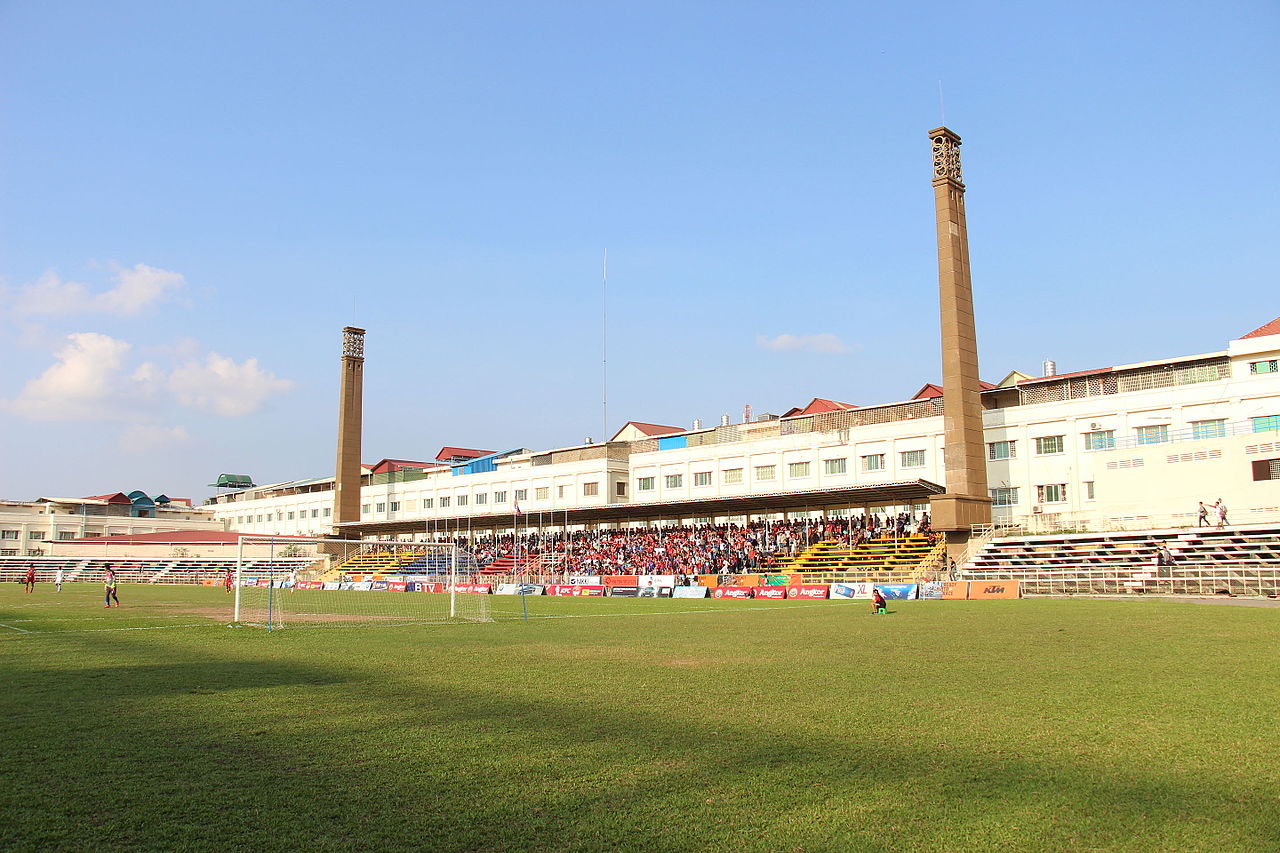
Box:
[2, 642, 1275, 853]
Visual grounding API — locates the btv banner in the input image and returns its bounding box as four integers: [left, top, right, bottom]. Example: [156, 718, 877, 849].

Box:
[830, 582, 874, 599]
[787, 584, 828, 600]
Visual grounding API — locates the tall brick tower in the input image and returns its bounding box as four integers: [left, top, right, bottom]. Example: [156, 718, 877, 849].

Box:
[333, 326, 365, 532]
[927, 127, 991, 546]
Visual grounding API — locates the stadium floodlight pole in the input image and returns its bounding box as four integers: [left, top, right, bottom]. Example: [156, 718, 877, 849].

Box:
[233, 534, 243, 622]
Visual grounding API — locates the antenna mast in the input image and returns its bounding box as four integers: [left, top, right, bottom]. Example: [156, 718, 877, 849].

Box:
[602, 248, 608, 443]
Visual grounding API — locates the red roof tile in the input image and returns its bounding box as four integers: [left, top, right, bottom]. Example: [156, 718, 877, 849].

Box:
[623, 422, 685, 437]
[436, 447, 493, 462]
[1239, 317, 1280, 340]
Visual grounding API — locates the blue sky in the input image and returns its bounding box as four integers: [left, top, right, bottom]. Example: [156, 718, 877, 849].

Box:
[2, 1, 1277, 501]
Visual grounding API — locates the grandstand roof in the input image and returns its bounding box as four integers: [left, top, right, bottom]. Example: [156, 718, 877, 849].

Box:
[1240, 317, 1280, 340]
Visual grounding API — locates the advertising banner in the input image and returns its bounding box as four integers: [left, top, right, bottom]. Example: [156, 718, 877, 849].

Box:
[546, 584, 606, 596]
[764, 574, 789, 587]
[696, 574, 719, 587]
[351, 581, 374, 591]
[920, 581, 944, 600]
[787, 584, 829, 600]
[604, 575, 639, 588]
[371, 580, 389, 591]
[409, 581, 444, 593]
[672, 586, 708, 599]
[712, 586, 753, 599]
[296, 580, 323, 590]
[735, 574, 762, 587]
[753, 586, 786, 600]
[387, 581, 408, 592]
[496, 583, 545, 596]
[638, 585, 673, 598]
[829, 582, 874, 599]
[968, 581, 1020, 599]
[452, 583, 492, 594]
[567, 576, 602, 586]
[637, 574, 677, 588]
[322, 581, 340, 590]
[255, 579, 271, 588]
[610, 586, 640, 597]
[942, 581, 969, 599]
[877, 584, 918, 600]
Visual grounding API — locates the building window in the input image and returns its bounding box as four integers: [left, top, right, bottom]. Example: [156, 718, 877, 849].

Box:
[0, 531, 18, 540]
[361, 504, 371, 515]
[557, 485, 565, 499]
[1085, 481, 1096, 500]
[1252, 415, 1280, 433]
[1190, 419, 1226, 439]
[422, 498, 434, 509]
[990, 487, 1019, 507]
[664, 474, 683, 489]
[256, 515, 264, 523]
[1035, 436, 1065, 455]
[322, 508, 331, 517]
[987, 440, 1016, 460]
[440, 497, 451, 508]
[637, 477, 655, 492]
[514, 489, 528, 502]
[899, 450, 926, 469]
[693, 472, 712, 487]
[583, 482, 599, 496]
[474, 493, 487, 505]
[754, 465, 776, 481]
[824, 458, 848, 475]
[276, 513, 283, 521]
[615, 481, 627, 496]
[0, 550, 16, 556]
[1082, 430, 1115, 451]
[494, 491, 507, 503]
[1252, 458, 1280, 481]
[535, 487, 549, 501]
[390, 501, 400, 512]
[788, 462, 811, 478]
[57, 531, 75, 540]
[457, 495, 468, 507]
[1135, 425, 1169, 445]
[1250, 359, 1278, 375]
[861, 454, 885, 472]
[722, 468, 743, 484]
[1037, 484, 1067, 504]
[375, 503, 386, 513]
[28, 531, 45, 539]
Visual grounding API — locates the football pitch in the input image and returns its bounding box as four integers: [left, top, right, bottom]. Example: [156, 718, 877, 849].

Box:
[2, 586, 1277, 852]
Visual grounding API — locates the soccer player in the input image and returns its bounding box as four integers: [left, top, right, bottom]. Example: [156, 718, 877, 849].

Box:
[223, 568, 234, 593]
[104, 569, 120, 607]
[23, 565, 36, 594]
[54, 568, 64, 593]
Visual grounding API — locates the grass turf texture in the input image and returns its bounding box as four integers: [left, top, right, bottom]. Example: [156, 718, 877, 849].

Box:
[1, 586, 1277, 852]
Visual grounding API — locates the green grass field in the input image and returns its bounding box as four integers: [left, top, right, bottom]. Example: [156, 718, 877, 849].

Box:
[2, 585, 1277, 852]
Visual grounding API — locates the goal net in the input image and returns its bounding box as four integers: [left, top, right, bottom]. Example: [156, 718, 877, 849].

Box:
[232, 537, 491, 629]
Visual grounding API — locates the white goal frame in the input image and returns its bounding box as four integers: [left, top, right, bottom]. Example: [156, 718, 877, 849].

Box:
[232, 536, 467, 627]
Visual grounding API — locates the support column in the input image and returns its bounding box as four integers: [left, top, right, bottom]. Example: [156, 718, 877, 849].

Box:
[926, 127, 991, 553]
[333, 326, 366, 535]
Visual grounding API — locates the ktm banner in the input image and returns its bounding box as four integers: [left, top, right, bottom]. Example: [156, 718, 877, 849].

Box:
[787, 585, 829, 600]
[546, 585, 606, 596]
[712, 586, 753, 599]
[942, 582, 969, 599]
[968, 581, 1020, 599]
[753, 586, 786, 600]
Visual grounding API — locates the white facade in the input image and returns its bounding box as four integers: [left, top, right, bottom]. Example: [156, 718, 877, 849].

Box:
[205, 327, 1280, 537]
[0, 499, 222, 556]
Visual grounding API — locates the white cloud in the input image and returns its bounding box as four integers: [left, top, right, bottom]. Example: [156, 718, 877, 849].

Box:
[169, 353, 294, 416]
[7, 332, 145, 420]
[119, 424, 191, 452]
[756, 333, 853, 355]
[2, 263, 186, 317]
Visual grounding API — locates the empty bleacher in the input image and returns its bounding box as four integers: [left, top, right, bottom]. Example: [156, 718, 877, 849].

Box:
[0, 556, 316, 586]
[775, 534, 945, 584]
[963, 524, 1280, 596]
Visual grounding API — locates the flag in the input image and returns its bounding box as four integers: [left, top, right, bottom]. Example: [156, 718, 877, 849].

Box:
[514, 501, 522, 516]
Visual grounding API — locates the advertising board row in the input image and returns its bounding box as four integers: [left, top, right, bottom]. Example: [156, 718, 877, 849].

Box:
[243, 578, 1020, 599]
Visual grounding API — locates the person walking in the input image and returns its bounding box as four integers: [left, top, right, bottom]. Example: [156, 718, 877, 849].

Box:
[23, 564, 36, 594]
[1197, 501, 1210, 527]
[54, 567, 63, 593]
[1215, 499, 1228, 528]
[104, 568, 120, 608]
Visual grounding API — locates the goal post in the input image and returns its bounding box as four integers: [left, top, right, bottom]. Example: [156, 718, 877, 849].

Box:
[232, 536, 490, 628]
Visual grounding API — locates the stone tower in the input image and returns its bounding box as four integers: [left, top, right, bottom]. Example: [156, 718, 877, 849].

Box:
[927, 127, 992, 542]
[333, 326, 365, 531]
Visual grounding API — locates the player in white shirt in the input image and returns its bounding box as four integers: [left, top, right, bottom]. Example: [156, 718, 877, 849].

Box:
[54, 568, 64, 592]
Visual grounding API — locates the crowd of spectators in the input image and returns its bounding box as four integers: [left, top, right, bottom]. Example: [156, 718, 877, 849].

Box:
[440, 512, 932, 577]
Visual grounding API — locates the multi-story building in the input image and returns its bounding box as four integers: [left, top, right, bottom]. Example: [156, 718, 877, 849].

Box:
[0, 491, 221, 556]
[204, 320, 1280, 539]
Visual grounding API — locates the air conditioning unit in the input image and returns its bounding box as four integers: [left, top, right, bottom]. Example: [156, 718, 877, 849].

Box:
[1031, 505, 1043, 514]
[1090, 422, 1100, 429]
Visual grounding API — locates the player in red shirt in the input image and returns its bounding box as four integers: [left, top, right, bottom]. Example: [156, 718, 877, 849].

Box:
[223, 568, 234, 593]
[24, 565, 36, 594]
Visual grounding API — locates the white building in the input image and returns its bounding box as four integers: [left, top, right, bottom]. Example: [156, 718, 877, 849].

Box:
[0, 491, 222, 556]
[203, 320, 1280, 538]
